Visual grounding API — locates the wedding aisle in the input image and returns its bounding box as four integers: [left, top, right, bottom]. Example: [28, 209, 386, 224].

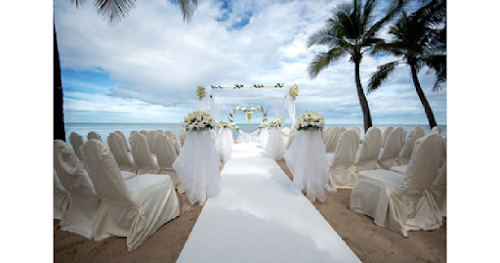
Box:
[176, 143, 361, 263]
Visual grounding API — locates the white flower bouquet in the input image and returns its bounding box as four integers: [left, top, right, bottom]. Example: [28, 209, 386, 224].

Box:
[218, 120, 233, 129]
[268, 118, 283, 128]
[182, 110, 215, 131]
[196, 86, 206, 99]
[296, 111, 324, 131]
[289, 84, 298, 98]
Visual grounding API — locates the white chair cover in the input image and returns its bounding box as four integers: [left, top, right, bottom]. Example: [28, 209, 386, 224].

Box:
[327, 130, 360, 190]
[179, 130, 188, 147]
[173, 130, 221, 206]
[156, 133, 184, 193]
[381, 126, 394, 148]
[114, 130, 131, 152]
[107, 133, 137, 174]
[53, 169, 70, 220]
[390, 164, 408, 174]
[87, 131, 102, 142]
[325, 127, 346, 153]
[53, 140, 101, 239]
[82, 140, 180, 251]
[166, 131, 181, 155]
[284, 130, 329, 203]
[130, 132, 160, 175]
[355, 127, 382, 171]
[266, 127, 286, 160]
[431, 126, 442, 134]
[215, 128, 233, 162]
[69, 132, 84, 162]
[350, 133, 445, 237]
[430, 162, 447, 217]
[146, 131, 160, 154]
[393, 126, 425, 166]
[349, 126, 361, 138]
[377, 127, 407, 169]
[259, 127, 269, 147]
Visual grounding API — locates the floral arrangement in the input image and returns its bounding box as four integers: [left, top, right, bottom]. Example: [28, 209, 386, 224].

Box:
[196, 85, 206, 100]
[182, 111, 215, 131]
[218, 120, 233, 129]
[289, 84, 298, 98]
[259, 121, 268, 128]
[268, 118, 284, 128]
[228, 105, 267, 123]
[295, 111, 324, 131]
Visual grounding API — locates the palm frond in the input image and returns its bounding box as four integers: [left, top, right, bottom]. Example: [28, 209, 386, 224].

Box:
[362, 0, 408, 44]
[180, 0, 198, 23]
[308, 48, 346, 79]
[307, 28, 338, 48]
[368, 61, 399, 92]
[94, 0, 137, 25]
[422, 54, 446, 91]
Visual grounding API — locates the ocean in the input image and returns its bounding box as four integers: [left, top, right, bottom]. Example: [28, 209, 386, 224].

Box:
[64, 123, 447, 147]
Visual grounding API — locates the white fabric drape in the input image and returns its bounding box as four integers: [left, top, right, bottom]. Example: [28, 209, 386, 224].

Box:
[107, 133, 137, 174]
[350, 133, 445, 237]
[215, 128, 233, 162]
[82, 139, 180, 251]
[266, 127, 285, 160]
[285, 129, 298, 151]
[284, 130, 329, 203]
[284, 95, 295, 126]
[328, 130, 360, 191]
[130, 132, 160, 175]
[355, 127, 382, 171]
[173, 130, 221, 206]
[69, 132, 85, 162]
[377, 127, 407, 169]
[54, 140, 102, 239]
[54, 169, 70, 220]
[210, 97, 222, 120]
[393, 126, 426, 166]
[259, 127, 269, 147]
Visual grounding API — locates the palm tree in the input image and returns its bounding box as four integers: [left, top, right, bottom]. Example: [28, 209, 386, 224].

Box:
[54, 0, 198, 140]
[368, 0, 446, 129]
[307, 0, 406, 132]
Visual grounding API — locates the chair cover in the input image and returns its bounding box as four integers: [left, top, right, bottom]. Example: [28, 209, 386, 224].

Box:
[179, 130, 188, 147]
[325, 127, 346, 153]
[284, 130, 329, 203]
[350, 133, 445, 237]
[381, 126, 394, 148]
[114, 130, 131, 152]
[377, 127, 407, 169]
[156, 133, 184, 193]
[69, 132, 85, 162]
[259, 127, 269, 147]
[355, 127, 381, 171]
[166, 131, 181, 155]
[390, 164, 408, 174]
[146, 131, 160, 154]
[82, 140, 180, 251]
[54, 169, 70, 220]
[349, 126, 361, 138]
[430, 162, 447, 217]
[393, 126, 425, 166]
[431, 126, 442, 134]
[130, 132, 160, 175]
[215, 128, 233, 162]
[107, 133, 138, 174]
[266, 127, 286, 160]
[53, 140, 102, 239]
[87, 131, 102, 142]
[173, 130, 221, 206]
[140, 130, 148, 136]
[328, 130, 360, 190]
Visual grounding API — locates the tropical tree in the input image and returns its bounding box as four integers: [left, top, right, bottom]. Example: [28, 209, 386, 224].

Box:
[54, 0, 198, 141]
[368, 0, 446, 129]
[307, 0, 406, 132]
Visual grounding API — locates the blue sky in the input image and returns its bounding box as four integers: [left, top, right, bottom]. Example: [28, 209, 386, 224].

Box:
[53, 0, 447, 125]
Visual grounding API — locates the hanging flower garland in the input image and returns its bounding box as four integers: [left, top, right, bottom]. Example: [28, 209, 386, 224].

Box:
[228, 105, 268, 133]
[289, 84, 298, 99]
[196, 85, 206, 100]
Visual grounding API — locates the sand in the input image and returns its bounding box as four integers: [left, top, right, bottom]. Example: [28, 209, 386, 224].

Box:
[54, 160, 446, 263]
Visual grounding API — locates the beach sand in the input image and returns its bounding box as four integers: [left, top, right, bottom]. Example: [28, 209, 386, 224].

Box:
[54, 160, 446, 263]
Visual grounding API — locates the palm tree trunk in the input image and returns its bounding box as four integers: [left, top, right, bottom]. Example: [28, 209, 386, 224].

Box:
[410, 62, 437, 129]
[54, 26, 66, 141]
[354, 61, 373, 132]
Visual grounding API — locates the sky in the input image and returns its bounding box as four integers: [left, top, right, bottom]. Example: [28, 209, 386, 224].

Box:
[53, 0, 446, 125]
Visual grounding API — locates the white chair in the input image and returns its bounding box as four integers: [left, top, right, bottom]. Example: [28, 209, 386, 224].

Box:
[107, 133, 138, 175]
[393, 126, 425, 166]
[53, 140, 102, 239]
[349, 126, 361, 138]
[166, 130, 181, 155]
[325, 127, 346, 153]
[130, 132, 160, 175]
[431, 126, 442, 134]
[146, 131, 160, 154]
[327, 130, 360, 190]
[381, 126, 394, 148]
[430, 162, 447, 217]
[350, 133, 446, 237]
[156, 133, 184, 193]
[53, 169, 70, 220]
[114, 130, 131, 152]
[82, 139, 180, 251]
[69, 132, 85, 162]
[377, 127, 407, 169]
[87, 131, 102, 142]
[179, 130, 188, 147]
[355, 127, 381, 171]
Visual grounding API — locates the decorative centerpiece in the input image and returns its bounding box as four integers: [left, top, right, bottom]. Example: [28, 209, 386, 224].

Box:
[196, 86, 206, 100]
[228, 105, 268, 133]
[289, 84, 299, 99]
[182, 111, 215, 131]
[268, 118, 284, 128]
[295, 111, 324, 131]
[218, 120, 233, 129]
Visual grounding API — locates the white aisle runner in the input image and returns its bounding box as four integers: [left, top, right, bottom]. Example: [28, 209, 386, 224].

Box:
[176, 143, 361, 263]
